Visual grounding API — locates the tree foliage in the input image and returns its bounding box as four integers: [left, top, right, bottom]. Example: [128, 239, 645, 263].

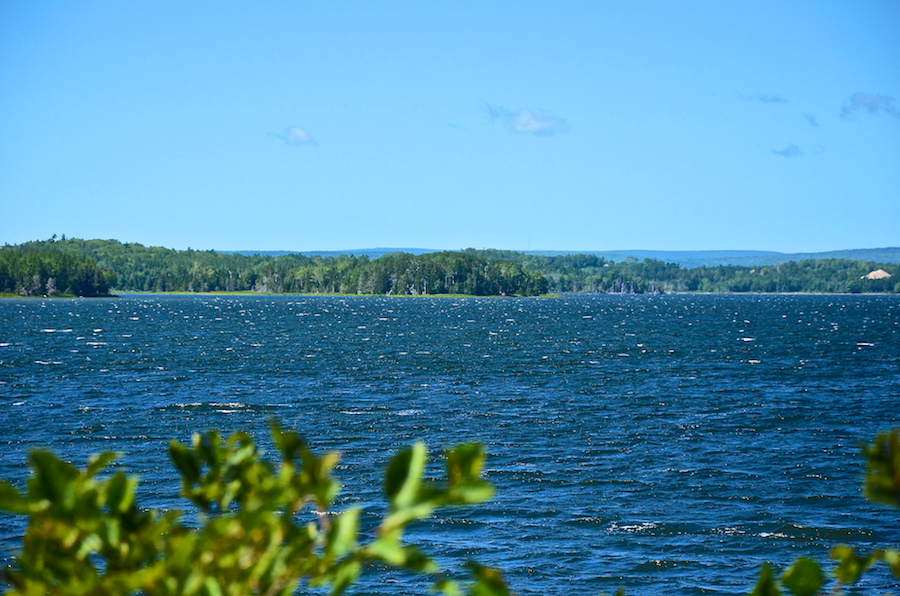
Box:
[0, 422, 509, 596]
[12, 239, 547, 296]
[464, 250, 900, 294]
[0, 245, 116, 297]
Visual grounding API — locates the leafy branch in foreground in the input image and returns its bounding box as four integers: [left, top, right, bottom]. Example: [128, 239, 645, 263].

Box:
[2, 426, 898, 595]
[750, 429, 900, 595]
[0, 422, 509, 596]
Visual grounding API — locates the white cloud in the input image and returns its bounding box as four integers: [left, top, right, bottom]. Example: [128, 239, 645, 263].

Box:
[486, 104, 568, 136]
[840, 93, 900, 120]
[279, 126, 317, 146]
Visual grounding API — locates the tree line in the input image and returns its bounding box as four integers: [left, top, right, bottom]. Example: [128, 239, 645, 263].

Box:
[465, 249, 900, 294]
[0, 245, 116, 297]
[4, 238, 898, 297]
[5, 239, 548, 297]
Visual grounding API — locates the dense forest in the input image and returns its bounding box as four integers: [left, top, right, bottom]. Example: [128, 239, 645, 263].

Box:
[464, 248, 900, 294]
[0, 245, 116, 297]
[2, 238, 898, 297]
[4, 239, 548, 297]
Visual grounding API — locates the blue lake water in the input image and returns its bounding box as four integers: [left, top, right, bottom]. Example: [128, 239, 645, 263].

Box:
[1, 294, 899, 594]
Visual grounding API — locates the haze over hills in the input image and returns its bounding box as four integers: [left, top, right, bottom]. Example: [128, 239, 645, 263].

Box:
[228, 248, 900, 268]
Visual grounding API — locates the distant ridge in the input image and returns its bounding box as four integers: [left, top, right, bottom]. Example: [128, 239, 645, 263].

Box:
[226, 248, 900, 268]
[530, 249, 781, 267]
[225, 248, 435, 259]
[526, 248, 900, 267]
[663, 248, 900, 268]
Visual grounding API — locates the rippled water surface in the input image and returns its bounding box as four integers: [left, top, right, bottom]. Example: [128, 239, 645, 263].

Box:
[2, 294, 899, 594]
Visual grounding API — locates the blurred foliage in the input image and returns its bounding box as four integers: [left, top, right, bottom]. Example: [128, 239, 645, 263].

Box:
[0, 422, 509, 596]
[1, 418, 898, 595]
[749, 429, 900, 595]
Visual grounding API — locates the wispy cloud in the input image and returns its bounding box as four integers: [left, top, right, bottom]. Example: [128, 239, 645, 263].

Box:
[278, 126, 317, 146]
[803, 113, 819, 127]
[742, 93, 788, 104]
[756, 93, 787, 104]
[772, 144, 804, 158]
[840, 92, 900, 120]
[486, 104, 568, 136]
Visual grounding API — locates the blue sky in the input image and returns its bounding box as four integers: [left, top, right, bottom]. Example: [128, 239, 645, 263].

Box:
[1, 1, 898, 253]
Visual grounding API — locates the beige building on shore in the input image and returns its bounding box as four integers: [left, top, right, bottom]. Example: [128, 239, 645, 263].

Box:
[863, 269, 892, 280]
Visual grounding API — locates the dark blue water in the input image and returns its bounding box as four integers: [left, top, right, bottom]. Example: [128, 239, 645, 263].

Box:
[1, 294, 899, 594]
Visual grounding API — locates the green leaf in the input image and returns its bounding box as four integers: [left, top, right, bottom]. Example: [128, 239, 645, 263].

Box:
[29, 450, 79, 509]
[384, 441, 427, 510]
[434, 578, 464, 596]
[362, 537, 437, 573]
[270, 419, 306, 461]
[329, 560, 361, 595]
[101, 517, 121, 547]
[197, 431, 223, 470]
[446, 443, 486, 485]
[76, 533, 103, 559]
[397, 544, 438, 573]
[0, 480, 28, 514]
[86, 452, 119, 477]
[862, 429, 900, 509]
[448, 480, 494, 505]
[882, 548, 900, 578]
[105, 472, 137, 513]
[169, 441, 201, 483]
[781, 557, 823, 596]
[750, 563, 782, 596]
[831, 545, 875, 584]
[445, 444, 494, 504]
[309, 451, 341, 508]
[325, 507, 359, 559]
[363, 536, 407, 565]
[466, 561, 510, 596]
[204, 577, 224, 596]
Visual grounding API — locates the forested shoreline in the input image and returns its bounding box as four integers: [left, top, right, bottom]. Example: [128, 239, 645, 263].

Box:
[464, 248, 900, 294]
[0, 245, 116, 297]
[1, 239, 547, 297]
[2, 238, 898, 297]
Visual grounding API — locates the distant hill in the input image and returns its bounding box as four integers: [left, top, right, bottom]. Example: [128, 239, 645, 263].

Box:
[528, 248, 900, 268]
[529, 250, 780, 267]
[226, 248, 900, 268]
[225, 248, 435, 259]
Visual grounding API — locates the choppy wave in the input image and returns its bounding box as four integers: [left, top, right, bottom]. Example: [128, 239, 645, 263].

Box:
[1, 294, 899, 595]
